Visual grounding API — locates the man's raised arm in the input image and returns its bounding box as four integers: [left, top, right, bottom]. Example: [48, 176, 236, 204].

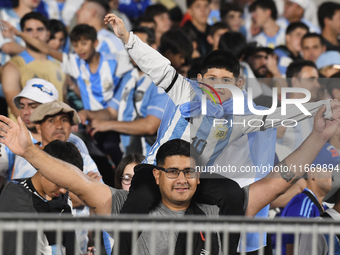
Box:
[0, 116, 112, 215]
[104, 14, 195, 106]
[246, 105, 340, 217]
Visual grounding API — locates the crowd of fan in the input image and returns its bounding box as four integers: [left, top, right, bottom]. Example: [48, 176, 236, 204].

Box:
[1, 0, 340, 254]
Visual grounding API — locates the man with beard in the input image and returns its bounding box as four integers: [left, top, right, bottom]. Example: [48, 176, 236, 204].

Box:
[1, 12, 65, 121]
[244, 42, 282, 107]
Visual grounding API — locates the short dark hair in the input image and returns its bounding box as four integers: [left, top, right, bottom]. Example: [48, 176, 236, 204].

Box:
[208, 22, 229, 36]
[249, 0, 278, 20]
[218, 31, 246, 60]
[159, 29, 193, 60]
[70, 24, 97, 42]
[286, 60, 317, 86]
[20, 12, 49, 30]
[86, 0, 110, 13]
[318, 1, 340, 30]
[186, 0, 211, 8]
[114, 154, 145, 189]
[156, 139, 200, 166]
[132, 26, 156, 45]
[43, 140, 84, 171]
[301, 32, 325, 46]
[327, 71, 340, 98]
[134, 16, 156, 28]
[285, 21, 309, 35]
[220, 2, 244, 21]
[48, 19, 68, 47]
[201, 50, 240, 78]
[143, 3, 168, 20]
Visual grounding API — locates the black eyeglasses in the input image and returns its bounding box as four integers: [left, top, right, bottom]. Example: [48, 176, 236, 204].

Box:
[121, 174, 133, 185]
[155, 167, 198, 179]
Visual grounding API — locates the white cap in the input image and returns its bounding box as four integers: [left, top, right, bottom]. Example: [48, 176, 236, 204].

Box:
[288, 0, 309, 9]
[13, 78, 59, 109]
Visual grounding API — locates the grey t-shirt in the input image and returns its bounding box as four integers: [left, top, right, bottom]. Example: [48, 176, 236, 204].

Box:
[109, 187, 222, 254]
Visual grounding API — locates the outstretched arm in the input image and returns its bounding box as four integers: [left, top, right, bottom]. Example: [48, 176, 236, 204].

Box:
[0, 116, 112, 215]
[2, 20, 63, 62]
[246, 105, 340, 216]
[104, 14, 195, 106]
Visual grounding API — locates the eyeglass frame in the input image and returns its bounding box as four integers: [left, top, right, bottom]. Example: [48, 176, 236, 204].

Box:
[120, 174, 133, 185]
[155, 167, 198, 179]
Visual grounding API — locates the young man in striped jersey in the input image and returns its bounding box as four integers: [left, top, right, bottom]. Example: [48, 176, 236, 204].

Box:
[2, 21, 132, 165]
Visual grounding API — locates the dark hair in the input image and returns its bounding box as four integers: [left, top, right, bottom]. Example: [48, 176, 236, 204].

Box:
[201, 50, 240, 78]
[208, 22, 229, 36]
[156, 139, 199, 166]
[48, 19, 68, 48]
[318, 1, 340, 30]
[218, 31, 246, 60]
[20, 12, 49, 30]
[249, 0, 278, 20]
[159, 29, 193, 60]
[132, 26, 156, 45]
[114, 154, 144, 189]
[186, 0, 211, 8]
[327, 71, 340, 98]
[220, 2, 244, 21]
[143, 3, 168, 20]
[286, 60, 317, 86]
[87, 0, 110, 13]
[70, 24, 97, 42]
[285, 21, 309, 35]
[43, 140, 84, 171]
[134, 16, 156, 28]
[301, 32, 325, 46]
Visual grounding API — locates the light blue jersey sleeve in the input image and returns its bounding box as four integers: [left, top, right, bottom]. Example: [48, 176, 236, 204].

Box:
[145, 85, 168, 119]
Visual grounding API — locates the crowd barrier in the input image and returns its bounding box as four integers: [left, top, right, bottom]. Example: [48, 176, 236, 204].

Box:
[0, 213, 339, 255]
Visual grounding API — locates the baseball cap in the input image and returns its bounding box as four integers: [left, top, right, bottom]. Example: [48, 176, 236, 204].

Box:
[244, 42, 273, 60]
[30, 101, 80, 126]
[316, 51, 340, 70]
[287, 0, 309, 9]
[13, 78, 59, 109]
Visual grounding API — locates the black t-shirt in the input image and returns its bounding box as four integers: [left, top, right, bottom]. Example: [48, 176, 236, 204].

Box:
[322, 37, 340, 52]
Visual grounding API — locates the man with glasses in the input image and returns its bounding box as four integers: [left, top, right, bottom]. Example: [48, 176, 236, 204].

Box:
[1, 101, 340, 253]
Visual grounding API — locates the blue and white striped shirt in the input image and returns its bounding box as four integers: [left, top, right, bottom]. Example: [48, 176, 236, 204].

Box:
[62, 52, 132, 110]
[109, 68, 168, 155]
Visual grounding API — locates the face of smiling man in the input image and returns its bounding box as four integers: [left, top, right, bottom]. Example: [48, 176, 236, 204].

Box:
[153, 155, 200, 211]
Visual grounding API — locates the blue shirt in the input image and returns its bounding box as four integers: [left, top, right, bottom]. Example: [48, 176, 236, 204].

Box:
[109, 68, 168, 155]
[62, 52, 132, 110]
[119, 0, 152, 20]
[281, 188, 327, 255]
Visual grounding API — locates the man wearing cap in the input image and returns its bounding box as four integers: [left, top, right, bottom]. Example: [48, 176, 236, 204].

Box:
[8, 99, 101, 254]
[280, 142, 339, 255]
[243, 42, 283, 107]
[276, 0, 320, 34]
[299, 165, 340, 255]
[0, 78, 94, 188]
[316, 51, 340, 78]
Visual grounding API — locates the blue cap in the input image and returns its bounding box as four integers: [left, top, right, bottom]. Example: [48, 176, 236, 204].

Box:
[316, 51, 340, 70]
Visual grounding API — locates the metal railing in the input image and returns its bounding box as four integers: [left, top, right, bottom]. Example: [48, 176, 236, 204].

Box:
[0, 213, 340, 255]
